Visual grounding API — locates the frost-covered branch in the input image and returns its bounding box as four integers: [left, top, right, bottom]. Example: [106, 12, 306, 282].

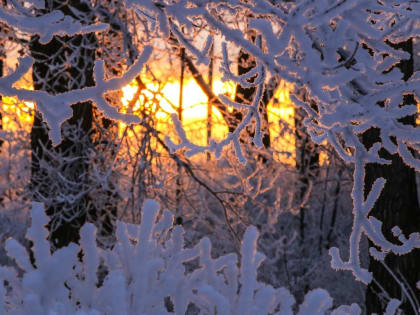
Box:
[3, 0, 420, 295]
[0, 46, 152, 144]
[124, 0, 420, 287]
[0, 5, 108, 44]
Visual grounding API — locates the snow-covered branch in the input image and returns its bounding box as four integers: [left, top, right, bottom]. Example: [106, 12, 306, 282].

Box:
[3, 0, 420, 296]
[0, 6, 108, 44]
[124, 0, 420, 285]
[0, 46, 152, 144]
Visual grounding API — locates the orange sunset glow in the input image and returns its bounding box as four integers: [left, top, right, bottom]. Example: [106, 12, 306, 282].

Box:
[120, 76, 295, 153]
[2, 73, 296, 162]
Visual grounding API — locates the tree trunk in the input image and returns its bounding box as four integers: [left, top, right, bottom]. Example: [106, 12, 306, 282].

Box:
[30, 0, 96, 249]
[294, 99, 319, 244]
[0, 0, 5, 151]
[0, 49, 3, 150]
[364, 39, 420, 314]
[90, 0, 139, 247]
[234, 48, 271, 151]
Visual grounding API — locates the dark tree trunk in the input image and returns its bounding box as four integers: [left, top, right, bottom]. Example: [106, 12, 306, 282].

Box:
[0, 0, 5, 151]
[365, 39, 420, 314]
[294, 100, 319, 244]
[90, 0, 140, 247]
[233, 49, 271, 151]
[30, 0, 96, 249]
[206, 43, 214, 161]
[0, 51, 3, 150]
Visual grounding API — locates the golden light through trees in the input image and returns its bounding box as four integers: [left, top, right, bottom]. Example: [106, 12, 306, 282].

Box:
[268, 83, 295, 164]
[1, 73, 34, 131]
[2, 72, 296, 161]
[121, 78, 233, 121]
[120, 76, 296, 160]
[1, 97, 34, 126]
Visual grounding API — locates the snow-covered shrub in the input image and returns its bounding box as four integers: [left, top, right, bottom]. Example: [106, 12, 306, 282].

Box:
[161, 147, 362, 307]
[0, 200, 370, 315]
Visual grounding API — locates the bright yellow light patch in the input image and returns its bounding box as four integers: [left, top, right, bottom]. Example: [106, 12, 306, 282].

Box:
[6, 68, 298, 164]
[1, 97, 34, 131]
[268, 83, 295, 165]
[158, 78, 233, 120]
[119, 76, 297, 160]
[1, 69, 34, 130]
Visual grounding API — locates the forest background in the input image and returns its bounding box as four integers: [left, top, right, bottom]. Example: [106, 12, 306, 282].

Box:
[0, 0, 419, 314]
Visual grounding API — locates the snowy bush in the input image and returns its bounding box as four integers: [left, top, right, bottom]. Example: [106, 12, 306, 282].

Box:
[0, 200, 371, 315]
[2, 0, 420, 313]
